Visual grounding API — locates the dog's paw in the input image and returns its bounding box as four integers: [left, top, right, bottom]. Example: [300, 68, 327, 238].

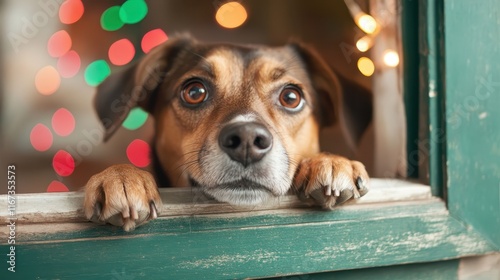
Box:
[293, 154, 369, 209]
[83, 164, 162, 231]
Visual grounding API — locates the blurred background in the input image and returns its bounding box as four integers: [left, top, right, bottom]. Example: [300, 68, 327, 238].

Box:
[0, 0, 404, 194]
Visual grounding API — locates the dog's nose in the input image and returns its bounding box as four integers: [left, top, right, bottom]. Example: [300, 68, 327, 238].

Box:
[218, 122, 273, 167]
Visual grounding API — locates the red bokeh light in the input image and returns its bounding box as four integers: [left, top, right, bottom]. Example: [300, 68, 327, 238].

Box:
[47, 30, 72, 58]
[52, 108, 75, 136]
[47, 180, 70, 192]
[126, 139, 151, 167]
[57, 50, 81, 78]
[141, 29, 168, 54]
[30, 124, 53, 152]
[53, 150, 75, 177]
[59, 0, 84, 24]
[108, 38, 135, 66]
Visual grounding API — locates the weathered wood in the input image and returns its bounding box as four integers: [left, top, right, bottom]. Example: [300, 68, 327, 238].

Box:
[267, 259, 460, 280]
[1, 200, 494, 279]
[0, 178, 496, 279]
[444, 0, 500, 248]
[0, 179, 431, 224]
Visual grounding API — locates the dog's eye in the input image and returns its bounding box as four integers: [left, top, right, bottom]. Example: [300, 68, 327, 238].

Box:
[279, 86, 303, 110]
[181, 82, 208, 105]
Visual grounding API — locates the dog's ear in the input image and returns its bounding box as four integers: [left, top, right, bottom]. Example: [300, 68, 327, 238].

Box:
[94, 35, 195, 141]
[288, 42, 373, 147]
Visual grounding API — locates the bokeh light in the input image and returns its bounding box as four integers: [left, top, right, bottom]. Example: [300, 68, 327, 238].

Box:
[59, 0, 84, 24]
[30, 124, 53, 152]
[141, 29, 168, 53]
[356, 35, 373, 52]
[35, 66, 61, 95]
[355, 14, 378, 35]
[357, 57, 375, 77]
[216, 2, 248, 29]
[123, 107, 148, 130]
[84, 60, 111, 86]
[383, 49, 400, 67]
[126, 139, 151, 167]
[119, 0, 148, 24]
[47, 30, 72, 58]
[101, 6, 124, 31]
[109, 38, 135, 66]
[47, 180, 69, 192]
[53, 150, 75, 177]
[52, 108, 76, 136]
[57, 50, 81, 78]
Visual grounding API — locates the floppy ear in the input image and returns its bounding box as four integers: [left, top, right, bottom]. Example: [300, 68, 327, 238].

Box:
[289, 42, 373, 147]
[94, 35, 195, 141]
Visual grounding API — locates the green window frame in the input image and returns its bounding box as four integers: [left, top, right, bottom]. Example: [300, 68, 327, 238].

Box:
[1, 0, 499, 279]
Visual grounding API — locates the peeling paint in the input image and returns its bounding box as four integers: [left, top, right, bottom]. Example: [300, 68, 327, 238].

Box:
[179, 250, 279, 269]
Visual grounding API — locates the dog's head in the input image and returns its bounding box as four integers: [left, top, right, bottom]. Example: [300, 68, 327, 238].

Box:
[94, 35, 371, 205]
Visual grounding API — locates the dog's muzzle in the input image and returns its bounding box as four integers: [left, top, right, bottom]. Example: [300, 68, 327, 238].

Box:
[193, 120, 291, 205]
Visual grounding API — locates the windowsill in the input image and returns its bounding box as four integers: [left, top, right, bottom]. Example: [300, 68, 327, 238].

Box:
[0, 178, 496, 278]
[1, 178, 431, 225]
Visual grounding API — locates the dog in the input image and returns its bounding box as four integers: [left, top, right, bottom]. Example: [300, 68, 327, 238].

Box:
[83, 35, 372, 231]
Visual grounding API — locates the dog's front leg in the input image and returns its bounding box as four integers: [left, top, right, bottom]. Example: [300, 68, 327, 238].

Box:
[83, 164, 162, 231]
[293, 154, 370, 209]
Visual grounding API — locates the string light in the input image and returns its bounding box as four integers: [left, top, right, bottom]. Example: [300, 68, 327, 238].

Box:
[59, 0, 84, 24]
[52, 108, 76, 136]
[344, 0, 379, 35]
[344, 0, 400, 75]
[357, 57, 375, 77]
[35, 66, 61, 95]
[47, 30, 72, 58]
[101, 6, 124, 31]
[53, 150, 75, 177]
[141, 29, 168, 53]
[355, 13, 378, 35]
[356, 35, 373, 52]
[383, 49, 400, 67]
[47, 181, 69, 192]
[216, 2, 248, 29]
[123, 107, 149, 130]
[119, 0, 148, 24]
[30, 124, 53, 152]
[57, 50, 81, 78]
[127, 139, 151, 167]
[84, 60, 111, 86]
[33, 1, 164, 191]
[108, 38, 135, 66]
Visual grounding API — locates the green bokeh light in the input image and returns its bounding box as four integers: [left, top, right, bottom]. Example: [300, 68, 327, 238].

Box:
[101, 6, 124, 31]
[123, 107, 149, 130]
[84, 60, 111, 86]
[119, 0, 148, 24]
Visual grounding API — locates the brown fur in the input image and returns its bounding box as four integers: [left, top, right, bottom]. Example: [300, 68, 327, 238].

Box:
[84, 35, 371, 231]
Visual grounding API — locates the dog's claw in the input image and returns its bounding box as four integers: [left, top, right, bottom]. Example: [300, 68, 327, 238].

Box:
[294, 155, 370, 209]
[356, 176, 369, 196]
[84, 164, 162, 231]
[130, 206, 139, 220]
[336, 189, 353, 205]
[325, 186, 332, 196]
[334, 189, 340, 197]
[89, 202, 105, 224]
[149, 201, 158, 220]
[356, 177, 363, 190]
